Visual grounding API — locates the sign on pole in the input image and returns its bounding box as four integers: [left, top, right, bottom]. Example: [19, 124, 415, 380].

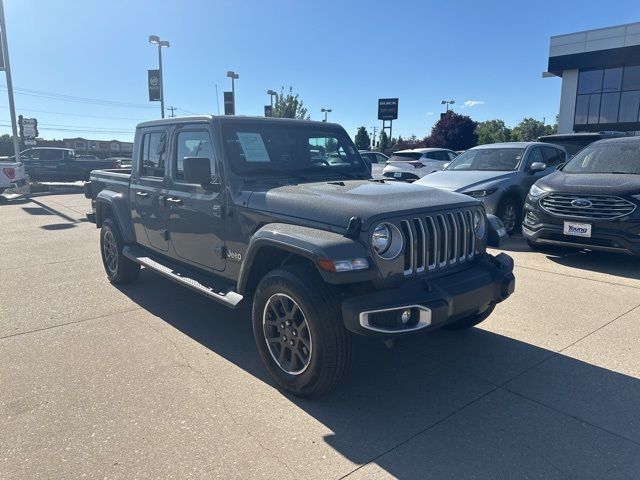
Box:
[264, 105, 272, 117]
[377, 98, 399, 120]
[19, 115, 38, 146]
[224, 91, 235, 115]
[148, 69, 161, 101]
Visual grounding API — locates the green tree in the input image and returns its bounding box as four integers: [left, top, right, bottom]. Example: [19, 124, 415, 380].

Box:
[0, 134, 16, 157]
[354, 126, 371, 150]
[511, 118, 555, 142]
[426, 111, 478, 150]
[272, 86, 310, 119]
[378, 130, 389, 152]
[476, 119, 511, 145]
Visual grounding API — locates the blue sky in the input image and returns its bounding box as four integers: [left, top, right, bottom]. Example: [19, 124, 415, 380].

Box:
[1, 0, 639, 142]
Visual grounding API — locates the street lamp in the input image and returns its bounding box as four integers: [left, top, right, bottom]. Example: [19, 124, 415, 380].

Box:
[441, 99, 455, 112]
[227, 71, 239, 114]
[149, 35, 170, 118]
[321, 108, 332, 122]
[267, 89, 277, 108]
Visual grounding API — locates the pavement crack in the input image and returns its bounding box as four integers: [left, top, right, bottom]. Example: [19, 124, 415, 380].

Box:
[0, 307, 142, 341]
[133, 317, 297, 479]
[515, 264, 640, 291]
[339, 387, 499, 479]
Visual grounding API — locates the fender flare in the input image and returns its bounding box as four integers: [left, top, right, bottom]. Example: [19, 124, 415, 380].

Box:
[237, 223, 373, 294]
[95, 190, 136, 244]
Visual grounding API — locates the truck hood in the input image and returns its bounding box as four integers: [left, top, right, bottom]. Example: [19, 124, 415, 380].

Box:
[417, 170, 517, 192]
[246, 180, 477, 230]
[536, 171, 640, 196]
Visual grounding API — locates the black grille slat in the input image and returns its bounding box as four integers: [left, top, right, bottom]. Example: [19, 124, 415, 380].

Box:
[399, 208, 480, 277]
[540, 194, 635, 220]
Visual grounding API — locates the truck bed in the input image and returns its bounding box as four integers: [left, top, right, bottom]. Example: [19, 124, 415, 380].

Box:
[85, 169, 132, 200]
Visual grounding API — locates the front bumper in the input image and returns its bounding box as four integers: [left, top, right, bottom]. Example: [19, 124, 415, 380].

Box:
[522, 198, 640, 255]
[341, 253, 515, 336]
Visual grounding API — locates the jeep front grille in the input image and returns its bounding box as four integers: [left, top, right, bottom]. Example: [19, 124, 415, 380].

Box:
[399, 209, 480, 276]
[540, 194, 636, 220]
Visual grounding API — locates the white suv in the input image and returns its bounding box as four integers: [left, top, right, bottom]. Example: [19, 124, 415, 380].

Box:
[383, 148, 458, 181]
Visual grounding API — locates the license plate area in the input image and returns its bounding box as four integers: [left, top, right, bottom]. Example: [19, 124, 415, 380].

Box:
[563, 221, 592, 238]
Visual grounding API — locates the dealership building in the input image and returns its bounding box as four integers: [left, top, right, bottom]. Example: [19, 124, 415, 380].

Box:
[546, 22, 640, 134]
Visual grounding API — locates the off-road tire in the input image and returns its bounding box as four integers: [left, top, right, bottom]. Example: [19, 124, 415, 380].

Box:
[252, 264, 351, 397]
[100, 218, 140, 284]
[443, 304, 496, 330]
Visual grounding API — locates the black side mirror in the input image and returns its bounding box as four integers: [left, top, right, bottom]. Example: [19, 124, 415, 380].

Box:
[529, 162, 547, 174]
[183, 157, 213, 186]
[487, 214, 508, 247]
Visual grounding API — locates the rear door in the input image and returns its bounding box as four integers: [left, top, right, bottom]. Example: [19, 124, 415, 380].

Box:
[166, 126, 225, 271]
[131, 128, 170, 252]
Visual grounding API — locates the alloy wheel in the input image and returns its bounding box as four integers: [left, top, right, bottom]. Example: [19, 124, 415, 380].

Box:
[102, 230, 118, 275]
[262, 293, 313, 375]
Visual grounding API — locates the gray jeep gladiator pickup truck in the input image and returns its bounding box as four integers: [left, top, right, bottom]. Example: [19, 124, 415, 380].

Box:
[85, 116, 515, 397]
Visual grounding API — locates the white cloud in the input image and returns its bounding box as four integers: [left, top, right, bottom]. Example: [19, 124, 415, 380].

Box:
[426, 111, 435, 116]
[462, 100, 485, 108]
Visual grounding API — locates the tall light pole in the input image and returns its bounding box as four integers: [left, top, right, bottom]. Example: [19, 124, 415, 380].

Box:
[149, 35, 170, 118]
[227, 71, 239, 113]
[0, 0, 20, 161]
[441, 99, 455, 112]
[267, 89, 277, 108]
[321, 108, 332, 122]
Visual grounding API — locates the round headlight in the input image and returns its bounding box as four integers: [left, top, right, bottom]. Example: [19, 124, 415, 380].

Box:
[473, 210, 487, 239]
[372, 224, 391, 254]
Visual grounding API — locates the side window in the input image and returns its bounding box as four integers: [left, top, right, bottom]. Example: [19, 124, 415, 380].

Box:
[447, 151, 458, 161]
[175, 130, 216, 182]
[140, 131, 166, 178]
[542, 147, 565, 167]
[527, 147, 544, 167]
[42, 150, 63, 161]
[364, 153, 377, 163]
[376, 154, 388, 163]
[22, 149, 38, 161]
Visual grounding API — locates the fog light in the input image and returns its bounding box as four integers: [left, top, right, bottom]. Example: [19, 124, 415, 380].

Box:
[401, 309, 412, 324]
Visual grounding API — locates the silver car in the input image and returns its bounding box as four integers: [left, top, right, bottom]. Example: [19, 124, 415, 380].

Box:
[415, 142, 567, 234]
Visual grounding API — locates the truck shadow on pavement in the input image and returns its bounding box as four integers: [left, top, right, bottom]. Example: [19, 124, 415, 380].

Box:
[116, 270, 640, 478]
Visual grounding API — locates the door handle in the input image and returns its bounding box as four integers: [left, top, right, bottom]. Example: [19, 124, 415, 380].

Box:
[166, 197, 183, 206]
[135, 191, 149, 197]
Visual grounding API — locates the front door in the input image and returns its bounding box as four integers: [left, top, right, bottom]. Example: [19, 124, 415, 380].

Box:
[166, 127, 225, 271]
[131, 129, 169, 252]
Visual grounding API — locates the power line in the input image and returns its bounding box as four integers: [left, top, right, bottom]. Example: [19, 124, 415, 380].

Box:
[0, 105, 149, 121]
[0, 84, 157, 109]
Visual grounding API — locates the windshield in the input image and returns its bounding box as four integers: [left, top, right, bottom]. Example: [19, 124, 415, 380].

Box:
[221, 123, 369, 178]
[563, 142, 640, 174]
[446, 148, 524, 171]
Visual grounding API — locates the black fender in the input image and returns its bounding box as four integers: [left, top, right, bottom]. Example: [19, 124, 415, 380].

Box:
[237, 223, 373, 295]
[95, 190, 136, 244]
[487, 214, 508, 248]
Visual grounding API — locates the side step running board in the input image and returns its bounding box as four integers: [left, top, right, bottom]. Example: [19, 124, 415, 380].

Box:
[123, 246, 243, 307]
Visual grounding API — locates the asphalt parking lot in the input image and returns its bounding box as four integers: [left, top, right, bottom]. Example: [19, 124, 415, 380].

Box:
[1, 190, 639, 479]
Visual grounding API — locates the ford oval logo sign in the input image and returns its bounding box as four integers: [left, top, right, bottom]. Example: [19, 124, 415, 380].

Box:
[571, 199, 592, 208]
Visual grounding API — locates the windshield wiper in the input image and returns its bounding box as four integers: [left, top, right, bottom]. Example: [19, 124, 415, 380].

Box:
[297, 167, 365, 180]
[245, 167, 311, 181]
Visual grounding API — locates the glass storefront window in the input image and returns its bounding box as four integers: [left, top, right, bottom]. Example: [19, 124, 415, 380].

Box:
[619, 91, 640, 123]
[622, 65, 640, 91]
[603, 67, 623, 92]
[577, 69, 603, 94]
[599, 92, 621, 123]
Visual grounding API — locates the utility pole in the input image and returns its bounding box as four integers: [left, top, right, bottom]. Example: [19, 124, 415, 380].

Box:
[370, 126, 378, 149]
[226, 71, 239, 114]
[321, 108, 332, 122]
[168, 106, 176, 117]
[0, 0, 21, 162]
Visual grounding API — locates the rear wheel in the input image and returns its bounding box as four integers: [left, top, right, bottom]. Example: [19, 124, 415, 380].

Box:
[100, 218, 140, 284]
[496, 198, 520, 235]
[252, 264, 351, 397]
[443, 304, 495, 330]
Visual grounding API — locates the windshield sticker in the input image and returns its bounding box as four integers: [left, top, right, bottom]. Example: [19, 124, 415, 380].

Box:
[236, 132, 270, 162]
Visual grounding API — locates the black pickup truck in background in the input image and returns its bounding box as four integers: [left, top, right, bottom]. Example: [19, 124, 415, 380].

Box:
[20, 147, 124, 182]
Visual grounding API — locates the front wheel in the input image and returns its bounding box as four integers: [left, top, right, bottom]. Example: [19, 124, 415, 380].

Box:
[252, 264, 351, 397]
[100, 218, 140, 284]
[496, 199, 521, 235]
